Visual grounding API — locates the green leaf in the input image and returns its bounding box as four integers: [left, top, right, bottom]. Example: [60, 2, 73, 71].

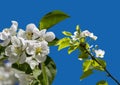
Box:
[12, 63, 32, 74]
[39, 10, 70, 30]
[38, 56, 57, 85]
[56, 37, 70, 51]
[92, 58, 106, 71]
[76, 25, 81, 34]
[96, 80, 108, 85]
[62, 31, 72, 36]
[80, 69, 93, 80]
[83, 60, 92, 72]
[33, 69, 42, 79]
[68, 45, 78, 54]
[78, 52, 89, 60]
[42, 63, 49, 85]
[48, 38, 59, 46]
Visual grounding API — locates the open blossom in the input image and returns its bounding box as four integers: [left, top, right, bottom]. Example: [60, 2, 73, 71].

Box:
[38, 29, 55, 42]
[80, 30, 97, 40]
[71, 30, 97, 41]
[25, 57, 39, 69]
[95, 49, 105, 58]
[17, 24, 55, 42]
[26, 40, 49, 63]
[5, 36, 27, 64]
[17, 23, 40, 40]
[0, 21, 18, 46]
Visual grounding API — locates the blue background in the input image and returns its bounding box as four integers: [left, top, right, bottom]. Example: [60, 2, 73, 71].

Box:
[0, 0, 120, 85]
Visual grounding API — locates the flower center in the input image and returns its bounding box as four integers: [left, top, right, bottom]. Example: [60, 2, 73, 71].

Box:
[36, 47, 42, 55]
[26, 32, 33, 40]
[15, 47, 22, 54]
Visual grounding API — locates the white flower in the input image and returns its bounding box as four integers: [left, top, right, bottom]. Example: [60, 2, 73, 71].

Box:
[0, 21, 18, 46]
[80, 30, 97, 40]
[25, 57, 39, 69]
[45, 32, 55, 42]
[89, 33, 97, 40]
[95, 49, 105, 58]
[5, 36, 27, 64]
[17, 23, 40, 40]
[26, 41, 49, 63]
[38, 29, 55, 42]
[0, 31, 11, 46]
[26, 23, 40, 40]
[80, 30, 91, 37]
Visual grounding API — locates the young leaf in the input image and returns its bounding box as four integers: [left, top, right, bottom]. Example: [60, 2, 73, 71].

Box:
[76, 25, 81, 34]
[62, 31, 72, 36]
[68, 45, 78, 54]
[92, 58, 106, 71]
[80, 69, 93, 80]
[83, 60, 92, 72]
[96, 80, 108, 85]
[39, 10, 70, 30]
[33, 68, 42, 79]
[78, 52, 89, 60]
[56, 37, 70, 51]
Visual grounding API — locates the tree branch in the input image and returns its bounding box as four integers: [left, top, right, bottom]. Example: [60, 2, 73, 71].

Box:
[82, 45, 120, 85]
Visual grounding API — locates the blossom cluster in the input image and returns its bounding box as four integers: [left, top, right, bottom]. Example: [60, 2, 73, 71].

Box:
[0, 21, 55, 69]
[69, 26, 105, 58]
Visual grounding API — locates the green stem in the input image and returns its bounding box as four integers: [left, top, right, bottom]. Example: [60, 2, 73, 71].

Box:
[41, 63, 49, 85]
[81, 45, 120, 85]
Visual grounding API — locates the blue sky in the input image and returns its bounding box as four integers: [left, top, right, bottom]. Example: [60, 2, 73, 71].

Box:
[0, 0, 120, 85]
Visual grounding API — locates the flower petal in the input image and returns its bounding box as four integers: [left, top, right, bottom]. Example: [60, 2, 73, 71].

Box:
[45, 32, 55, 42]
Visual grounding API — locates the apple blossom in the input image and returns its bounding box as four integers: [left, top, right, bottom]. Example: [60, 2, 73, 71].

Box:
[5, 36, 27, 64]
[25, 57, 39, 69]
[0, 21, 18, 47]
[80, 30, 97, 40]
[26, 40, 49, 63]
[95, 49, 105, 58]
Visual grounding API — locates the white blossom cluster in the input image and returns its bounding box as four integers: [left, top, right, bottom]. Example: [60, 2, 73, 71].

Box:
[71, 30, 97, 41]
[0, 21, 55, 69]
[70, 29, 105, 59]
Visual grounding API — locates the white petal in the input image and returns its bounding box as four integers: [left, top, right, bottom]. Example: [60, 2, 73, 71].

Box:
[26, 23, 37, 31]
[11, 36, 21, 47]
[9, 21, 18, 35]
[45, 32, 55, 42]
[36, 55, 47, 63]
[19, 52, 26, 64]
[0, 38, 10, 46]
[19, 37, 27, 50]
[17, 29, 26, 39]
[8, 55, 19, 64]
[38, 29, 46, 40]
[25, 57, 38, 69]
[32, 28, 40, 40]
[26, 43, 35, 55]
[0, 32, 8, 40]
[5, 45, 12, 56]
